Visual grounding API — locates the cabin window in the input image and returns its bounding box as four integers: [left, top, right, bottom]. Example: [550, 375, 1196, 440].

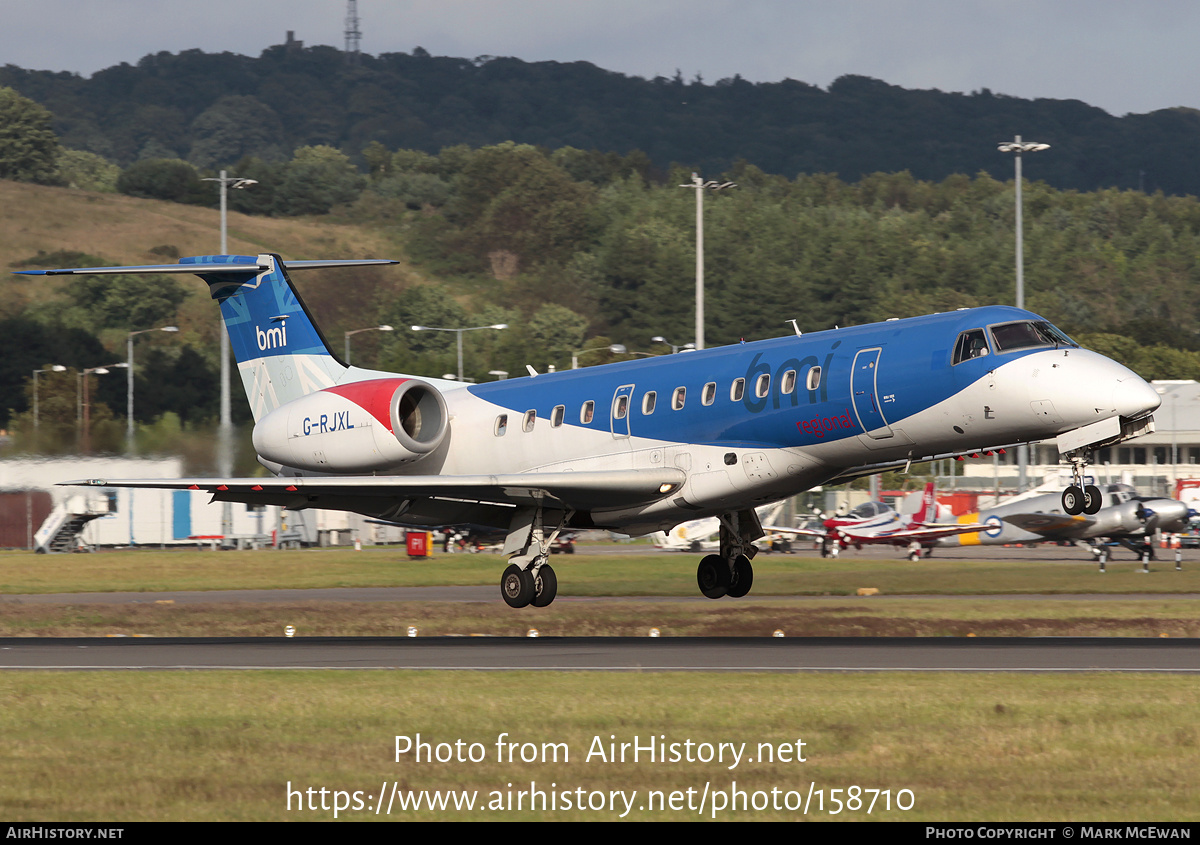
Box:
[730, 378, 745, 401]
[642, 391, 656, 415]
[952, 329, 991, 365]
[581, 400, 595, 424]
[806, 366, 822, 391]
[523, 410, 537, 432]
[613, 394, 629, 420]
[551, 405, 565, 427]
[672, 387, 686, 410]
[755, 373, 771, 398]
[781, 369, 797, 394]
[702, 382, 716, 405]
[495, 414, 508, 436]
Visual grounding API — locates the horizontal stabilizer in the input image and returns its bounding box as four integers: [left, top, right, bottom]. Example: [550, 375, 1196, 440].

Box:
[14, 258, 397, 277]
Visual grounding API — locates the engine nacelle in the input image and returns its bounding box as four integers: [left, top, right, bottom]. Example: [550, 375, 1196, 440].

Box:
[252, 378, 449, 473]
[1089, 499, 1148, 535]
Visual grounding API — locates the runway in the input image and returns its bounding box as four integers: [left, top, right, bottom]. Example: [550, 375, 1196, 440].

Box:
[2, 636, 1198, 672]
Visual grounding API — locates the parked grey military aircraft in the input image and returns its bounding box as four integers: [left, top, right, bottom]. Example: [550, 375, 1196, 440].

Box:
[934, 483, 1189, 558]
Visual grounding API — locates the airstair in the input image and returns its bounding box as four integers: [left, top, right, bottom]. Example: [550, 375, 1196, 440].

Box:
[33, 493, 113, 553]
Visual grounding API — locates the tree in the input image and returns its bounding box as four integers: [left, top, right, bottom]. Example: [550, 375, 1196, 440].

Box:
[189, 95, 286, 169]
[65, 273, 186, 331]
[116, 158, 213, 204]
[56, 149, 120, 192]
[0, 86, 59, 183]
[522, 304, 589, 370]
[273, 145, 364, 215]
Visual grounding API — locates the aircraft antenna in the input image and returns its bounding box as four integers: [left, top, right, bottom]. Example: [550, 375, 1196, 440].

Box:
[787, 319, 802, 337]
[344, 0, 362, 65]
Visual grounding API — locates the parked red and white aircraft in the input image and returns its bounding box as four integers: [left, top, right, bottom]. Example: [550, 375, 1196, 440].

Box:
[781, 483, 989, 560]
[18, 253, 1161, 607]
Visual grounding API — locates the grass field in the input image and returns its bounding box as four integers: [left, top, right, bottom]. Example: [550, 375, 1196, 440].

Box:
[3, 546, 1198, 821]
[4, 545, 1198, 596]
[2, 671, 1197, 821]
[4, 547, 1200, 638]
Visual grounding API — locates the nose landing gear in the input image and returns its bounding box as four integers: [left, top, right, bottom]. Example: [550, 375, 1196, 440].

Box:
[1061, 451, 1101, 516]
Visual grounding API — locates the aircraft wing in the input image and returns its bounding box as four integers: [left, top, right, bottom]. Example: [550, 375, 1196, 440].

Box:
[999, 513, 1096, 540]
[65, 469, 686, 520]
[762, 524, 826, 539]
[836, 522, 990, 545]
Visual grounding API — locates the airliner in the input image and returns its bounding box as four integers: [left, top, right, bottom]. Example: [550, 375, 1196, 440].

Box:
[18, 253, 1161, 608]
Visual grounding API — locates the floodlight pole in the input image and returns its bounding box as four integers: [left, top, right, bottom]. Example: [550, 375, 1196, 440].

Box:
[344, 325, 394, 366]
[679, 173, 735, 351]
[410, 324, 508, 381]
[998, 135, 1050, 490]
[126, 326, 178, 452]
[201, 170, 257, 540]
[32, 365, 65, 433]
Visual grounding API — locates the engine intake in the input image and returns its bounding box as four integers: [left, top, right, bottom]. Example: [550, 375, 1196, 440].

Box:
[390, 379, 447, 454]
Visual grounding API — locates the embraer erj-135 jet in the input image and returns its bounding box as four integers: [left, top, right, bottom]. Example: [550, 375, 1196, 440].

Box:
[18, 254, 1160, 608]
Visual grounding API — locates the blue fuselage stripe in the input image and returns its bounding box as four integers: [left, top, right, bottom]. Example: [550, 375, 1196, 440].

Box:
[467, 306, 1048, 449]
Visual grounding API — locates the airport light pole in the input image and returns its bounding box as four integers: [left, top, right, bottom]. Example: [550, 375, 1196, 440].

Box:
[344, 325, 393, 365]
[126, 326, 178, 452]
[997, 136, 1049, 311]
[77, 363, 128, 453]
[998, 135, 1049, 491]
[651, 336, 696, 355]
[679, 173, 735, 351]
[201, 170, 256, 539]
[410, 324, 508, 382]
[32, 365, 66, 433]
[571, 344, 625, 369]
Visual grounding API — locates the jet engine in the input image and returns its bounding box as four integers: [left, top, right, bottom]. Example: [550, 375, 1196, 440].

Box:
[251, 378, 449, 473]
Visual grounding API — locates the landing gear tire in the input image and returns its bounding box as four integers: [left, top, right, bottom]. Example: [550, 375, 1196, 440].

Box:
[531, 563, 558, 607]
[1083, 485, 1102, 515]
[501, 563, 535, 608]
[725, 555, 754, 598]
[1062, 485, 1084, 515]
[697, 554, 730, 599]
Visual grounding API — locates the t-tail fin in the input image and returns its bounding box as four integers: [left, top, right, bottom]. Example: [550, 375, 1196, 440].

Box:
[914, 481, 938, 524]
[14, 252, 397, 422]
[186, 253, 355, 421]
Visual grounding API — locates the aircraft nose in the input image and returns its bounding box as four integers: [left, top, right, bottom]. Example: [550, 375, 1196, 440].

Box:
[1113, 375, 1160, 420]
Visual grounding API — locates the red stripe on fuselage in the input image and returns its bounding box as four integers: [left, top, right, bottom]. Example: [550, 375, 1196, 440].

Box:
[322, 378, 408, 433]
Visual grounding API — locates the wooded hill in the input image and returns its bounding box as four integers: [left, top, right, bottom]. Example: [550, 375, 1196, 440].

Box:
[6, 149, 1200, 455]
[3, 42, 1200, 195]
[3, 42, 1200, 461]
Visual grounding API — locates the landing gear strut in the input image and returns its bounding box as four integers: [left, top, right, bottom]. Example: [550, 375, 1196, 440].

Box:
[499, 505, 567, 608]
[694, 509, 763, 599]
[1061, 450, 1102, 516]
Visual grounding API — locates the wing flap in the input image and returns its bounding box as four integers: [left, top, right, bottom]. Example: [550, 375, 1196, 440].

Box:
[65, 468, 687, 513]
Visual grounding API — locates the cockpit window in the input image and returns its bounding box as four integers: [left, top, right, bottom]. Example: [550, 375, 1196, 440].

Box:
[952, 329, 991, 365]
[848, 501, 887, 519]
[989, 320, 1077, 353]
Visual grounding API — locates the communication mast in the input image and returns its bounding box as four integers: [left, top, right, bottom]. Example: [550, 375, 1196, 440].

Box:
[344, 0, 362, 65]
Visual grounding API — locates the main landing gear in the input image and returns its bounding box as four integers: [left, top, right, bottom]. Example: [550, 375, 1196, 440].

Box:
[695, 509, 764, 600]
[500, 561, 557, 608]
[1061, 450, 1102, 516]
[499, 505, 566, 608]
